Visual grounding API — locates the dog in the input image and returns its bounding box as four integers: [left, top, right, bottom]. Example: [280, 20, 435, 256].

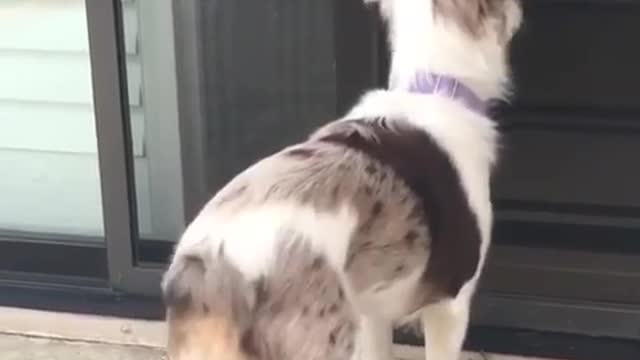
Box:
[162, 1, 522, 359]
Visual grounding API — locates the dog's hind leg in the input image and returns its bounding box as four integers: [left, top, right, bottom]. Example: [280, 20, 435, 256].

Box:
[421, 291, 472, 360]
[353, 315, 393, 360]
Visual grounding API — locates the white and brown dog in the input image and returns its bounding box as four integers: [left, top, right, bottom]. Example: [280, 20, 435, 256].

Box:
[162, 1, 522, 360]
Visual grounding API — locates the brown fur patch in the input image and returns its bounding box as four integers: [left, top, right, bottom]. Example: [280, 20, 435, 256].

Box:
[167, 311, 247, 360]
[163, 251, 260, 360]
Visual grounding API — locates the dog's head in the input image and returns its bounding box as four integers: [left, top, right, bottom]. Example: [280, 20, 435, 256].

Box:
[433, 0, 522, 44]
[162, 253, 263, 360]
[368, 0, 522, 43]
[367, 0, 522, 99]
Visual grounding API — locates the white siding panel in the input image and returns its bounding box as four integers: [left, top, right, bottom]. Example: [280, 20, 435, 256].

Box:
[0, 0, 157, 238]
[0, 0, 138, 55]
[0, 102, 145, 156]
[0, 149, 152, 238]
[0, 53, 142, 106]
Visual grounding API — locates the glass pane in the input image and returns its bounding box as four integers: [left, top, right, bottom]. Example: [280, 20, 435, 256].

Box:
[120, 0, 185, 254]
[0, 0, 104, 239]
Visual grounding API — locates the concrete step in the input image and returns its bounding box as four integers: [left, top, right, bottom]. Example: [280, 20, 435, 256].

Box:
[0, 334, 164, 360]
[0, 306, 553, 360]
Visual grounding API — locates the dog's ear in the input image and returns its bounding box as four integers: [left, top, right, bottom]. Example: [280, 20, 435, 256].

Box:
[500, 0, 522, 41]
[433, 0, 515, 37]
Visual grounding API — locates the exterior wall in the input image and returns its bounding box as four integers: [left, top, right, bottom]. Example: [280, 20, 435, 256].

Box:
[0, 0, 183, 239]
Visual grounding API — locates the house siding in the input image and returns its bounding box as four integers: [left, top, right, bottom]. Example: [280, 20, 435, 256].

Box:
[0, 0, 151, 237]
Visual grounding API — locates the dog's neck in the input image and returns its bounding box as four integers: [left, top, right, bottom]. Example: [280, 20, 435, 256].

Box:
[384, 0, 510, 102]
[401, 72, 488, 114]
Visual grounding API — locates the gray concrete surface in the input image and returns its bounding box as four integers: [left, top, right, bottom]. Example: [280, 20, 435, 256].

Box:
[0, 307, 552, 360]
[0, 333, 550, 360]
[0, 334, 165, 360]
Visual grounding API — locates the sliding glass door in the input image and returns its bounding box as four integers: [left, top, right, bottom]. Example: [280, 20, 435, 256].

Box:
[2, 0, 639, 348]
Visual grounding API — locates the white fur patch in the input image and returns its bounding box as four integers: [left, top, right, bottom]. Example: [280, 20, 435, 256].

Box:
[355, 267, 425, 321]
[174, 202, 359, 281]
